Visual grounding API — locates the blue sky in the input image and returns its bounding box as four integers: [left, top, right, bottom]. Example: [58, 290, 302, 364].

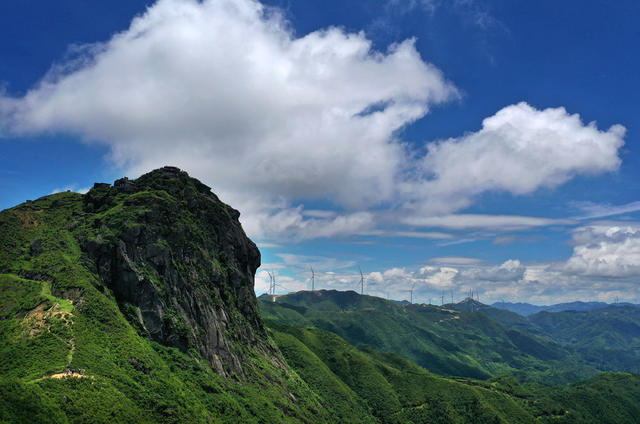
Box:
[1, 0, 639, 304]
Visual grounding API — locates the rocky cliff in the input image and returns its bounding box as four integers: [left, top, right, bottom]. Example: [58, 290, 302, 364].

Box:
[0, 166, 340, 423]
[3, 166, 266, 378]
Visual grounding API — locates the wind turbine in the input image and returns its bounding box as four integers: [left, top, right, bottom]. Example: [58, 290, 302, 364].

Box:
[310, 266, 315, 292]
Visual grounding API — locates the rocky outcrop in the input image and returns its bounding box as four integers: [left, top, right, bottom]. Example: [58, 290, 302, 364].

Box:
[81, 167, 264, 378]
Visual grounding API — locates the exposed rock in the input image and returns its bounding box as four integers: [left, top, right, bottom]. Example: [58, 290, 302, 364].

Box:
[113, 177, 136, 193]
[81, 167, 264, 378]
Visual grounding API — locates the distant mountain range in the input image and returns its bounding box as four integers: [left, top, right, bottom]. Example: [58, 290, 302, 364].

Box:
[261, 291, 640, 379]
[492, 301, 637, 316]
[259, 290, 640, 422]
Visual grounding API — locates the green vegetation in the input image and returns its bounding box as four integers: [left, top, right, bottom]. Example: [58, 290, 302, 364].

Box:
[267, 324, 640, 424]
[2, 167, 640, 423]
[0, 171, 336, 423]
[529, 306, 640, 373]
[259, 290, 596, 384]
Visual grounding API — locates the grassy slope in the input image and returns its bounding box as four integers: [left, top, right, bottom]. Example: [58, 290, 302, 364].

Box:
[269, 323, 537, 424]
[260, 291, 594, 384]
[0, 191, 336, 424]
[268, 323, 640, 424]
[2, 190, 640, 423]
[528, 373, 640, 423]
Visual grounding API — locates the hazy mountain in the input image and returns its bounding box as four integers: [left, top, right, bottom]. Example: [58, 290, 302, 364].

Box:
[529, 305, 640, 373]
[492, 301, 636, 317]
[259, 290, 596, 384]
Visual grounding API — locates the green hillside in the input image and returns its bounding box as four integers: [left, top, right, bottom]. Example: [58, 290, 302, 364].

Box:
[268, 324, 640, 424]
[0, 168, 336, 423]
[529, 306, 640, 373]
[259, 290, 595, 384]
[2, 167, 640, 423]
[269, 323, 538, 423]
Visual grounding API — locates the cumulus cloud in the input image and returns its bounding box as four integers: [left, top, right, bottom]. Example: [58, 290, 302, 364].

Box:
[418, 266, 459, 288]
[0, 0, 626, 240]
[0, 0, 455, 225]
[404, 102, 625, 214]
[257, 249, 640, 304]
[459, 259, 525, 282]
[564, 223, 640, 278]
[243, 206, 377, 240]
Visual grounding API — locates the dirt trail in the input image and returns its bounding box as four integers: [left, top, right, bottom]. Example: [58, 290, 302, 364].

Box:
[24, 298, 90, 382]
[23, 301, 73, 336]
[46, 371, 90, 380]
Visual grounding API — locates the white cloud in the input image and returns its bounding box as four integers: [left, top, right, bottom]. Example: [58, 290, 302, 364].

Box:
[51, 185, 90, 195]
[459, 259, 525, 282]
[243, 206, 377, 240]
[256, 242, 282, 249]
[386, 0, 438, 15]
[403, 213, 574, 230]
[0, 1, 626, 241]
[382, 230, 454, 239]
[275, 253, 358, 272]
[255, 269, 273, 293]
[255, 269, 307, 294]
[384, 267, 413, 280]
[257, 251, 640, 304]
[492, 235, 517, 245]
[428, 256, 485, 265]
[564, 223, 640, 278]
[0, 0, 455, 235]
[406, 102, 625, 214]
[572, 201, 640, 220]
[418, 266, 459, 289]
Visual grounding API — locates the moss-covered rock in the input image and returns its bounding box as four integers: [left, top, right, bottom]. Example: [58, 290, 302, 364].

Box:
[78, 166, 264, 377]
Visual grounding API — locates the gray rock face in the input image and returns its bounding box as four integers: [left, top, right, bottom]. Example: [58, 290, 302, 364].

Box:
[113, 177, 136, 193]
[82, 167, 264, 378]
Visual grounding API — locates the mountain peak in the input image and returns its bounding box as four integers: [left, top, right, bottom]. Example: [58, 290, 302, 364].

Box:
[3, 167, 263, 378]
